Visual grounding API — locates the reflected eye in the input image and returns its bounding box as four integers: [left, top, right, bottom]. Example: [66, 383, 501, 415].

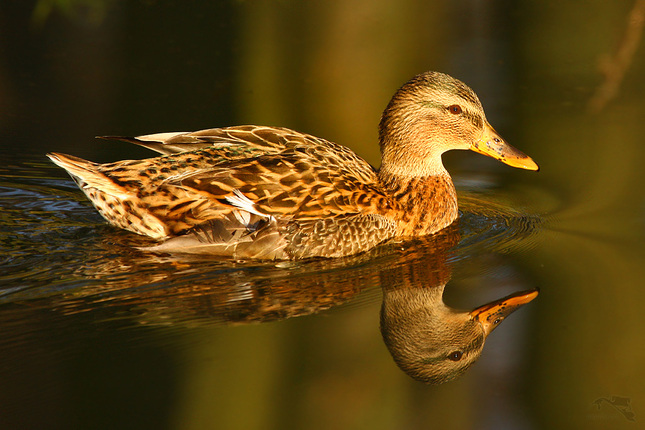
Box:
[448, 351, 463, 361]
[447, 105, 462, 114]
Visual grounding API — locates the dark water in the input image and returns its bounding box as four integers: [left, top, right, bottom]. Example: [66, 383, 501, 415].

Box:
[2, 1, 645, 429]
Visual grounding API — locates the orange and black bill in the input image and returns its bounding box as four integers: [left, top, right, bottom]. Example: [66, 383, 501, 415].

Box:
[471, 122, 539, 171]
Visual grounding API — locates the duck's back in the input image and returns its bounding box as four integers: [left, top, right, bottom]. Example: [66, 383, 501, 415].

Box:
[48, 126, 398, 259]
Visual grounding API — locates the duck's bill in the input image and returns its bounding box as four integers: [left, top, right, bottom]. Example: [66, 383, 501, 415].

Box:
[470, 289, 539, 337]
[470, 122, 539, 171]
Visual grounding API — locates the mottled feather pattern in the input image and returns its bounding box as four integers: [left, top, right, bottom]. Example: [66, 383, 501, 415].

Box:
[47, 72, 538, 259]
[284, 214, 396, 259]
[137, 128, 387, 224]
[381, 173, 458, 236]
[50, 125, 407, 257]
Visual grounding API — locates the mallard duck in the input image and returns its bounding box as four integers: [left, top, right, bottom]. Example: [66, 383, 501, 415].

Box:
[47, 71, 538, 259]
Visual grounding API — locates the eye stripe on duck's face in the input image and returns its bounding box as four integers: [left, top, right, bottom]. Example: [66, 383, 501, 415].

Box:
[419, 100, 484, 130]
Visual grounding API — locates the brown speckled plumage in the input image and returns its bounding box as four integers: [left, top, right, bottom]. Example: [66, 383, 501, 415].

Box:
[47, 71, 538, 259]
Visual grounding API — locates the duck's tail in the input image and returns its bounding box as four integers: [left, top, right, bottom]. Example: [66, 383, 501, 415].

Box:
[47, 152, 169, 238]
[46, 152, 129, 198]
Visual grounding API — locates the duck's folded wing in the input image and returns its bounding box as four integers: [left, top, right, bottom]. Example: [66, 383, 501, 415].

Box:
[167, 150, 389, 222]
[98, 125, 326, 156]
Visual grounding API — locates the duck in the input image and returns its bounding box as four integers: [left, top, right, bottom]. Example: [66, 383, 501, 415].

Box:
[47, 71, 538, 260]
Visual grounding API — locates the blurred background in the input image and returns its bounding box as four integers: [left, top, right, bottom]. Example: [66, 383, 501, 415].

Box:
[1, 0, 645, 429]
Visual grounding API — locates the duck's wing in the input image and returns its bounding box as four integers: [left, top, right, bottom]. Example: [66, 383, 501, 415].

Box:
[99, 125, 318, 157]
[139, 132, 398, 258]
[165, 134, 386, 222]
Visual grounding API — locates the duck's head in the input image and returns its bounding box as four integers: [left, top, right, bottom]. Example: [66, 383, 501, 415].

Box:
[381, 287, 538, 384]
[378, 71, 538, 177]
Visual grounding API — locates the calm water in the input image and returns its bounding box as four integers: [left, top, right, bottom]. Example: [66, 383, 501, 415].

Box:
[2, 1, 645, 429]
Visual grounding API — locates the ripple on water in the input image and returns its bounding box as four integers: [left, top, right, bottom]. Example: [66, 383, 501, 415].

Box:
[456, 190, 543, 259]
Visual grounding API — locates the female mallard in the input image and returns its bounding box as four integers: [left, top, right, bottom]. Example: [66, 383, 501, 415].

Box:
[47, 71, 538, 259]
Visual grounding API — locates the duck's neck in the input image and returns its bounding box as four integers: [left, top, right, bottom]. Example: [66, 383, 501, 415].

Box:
[378, 169, 458, 236]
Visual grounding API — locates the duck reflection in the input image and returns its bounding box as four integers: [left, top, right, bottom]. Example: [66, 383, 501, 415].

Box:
[51, 224, 537, 384]
[381, 283, 537, 384]
[378, 227, 537, 384]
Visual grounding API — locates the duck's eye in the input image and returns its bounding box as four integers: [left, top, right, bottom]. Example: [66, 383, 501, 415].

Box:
[448, 351, 463, 361]
[447, 105, 462, 115]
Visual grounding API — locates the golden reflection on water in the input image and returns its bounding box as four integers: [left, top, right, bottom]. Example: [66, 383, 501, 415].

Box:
[14, 198, 538, 427]
[41, 220, 536, 384]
